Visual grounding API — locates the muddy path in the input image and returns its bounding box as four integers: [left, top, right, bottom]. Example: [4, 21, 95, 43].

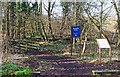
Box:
[22, 51, 119, 75]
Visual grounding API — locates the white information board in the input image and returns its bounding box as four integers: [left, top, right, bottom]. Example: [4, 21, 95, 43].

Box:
[96, 39, 110, 48]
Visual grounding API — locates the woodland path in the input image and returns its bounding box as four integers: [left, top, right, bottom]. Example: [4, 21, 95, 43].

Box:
[25, 50, 119, 76]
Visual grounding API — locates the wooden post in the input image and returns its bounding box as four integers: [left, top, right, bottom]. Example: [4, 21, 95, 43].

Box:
[71, 37, 73, 56]
[99, 48, 101, 63]
[109, 48, 112, 62]
[79, 37, 81, 57]
[73, 38, 75, 49]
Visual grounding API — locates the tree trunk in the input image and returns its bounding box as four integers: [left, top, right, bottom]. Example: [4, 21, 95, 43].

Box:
[48, 2, 53, 38]
[2, 2, 11, 62]
[100, 1, 103, 38]
[60, 14, 67, 35]
[0, 2, 3, 64]
[22, 13, 26, 38]
[112, 0, 120, 46]
[47, 2, 55, 39]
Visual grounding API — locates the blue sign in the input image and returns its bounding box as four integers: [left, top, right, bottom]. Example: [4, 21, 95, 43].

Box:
[71, 26, 80, 38]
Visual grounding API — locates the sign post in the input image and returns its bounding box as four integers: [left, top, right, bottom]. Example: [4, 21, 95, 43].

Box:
[71, 26, 80, 38]
[96, 39, 112, 63]
[71, 26, 80, 56]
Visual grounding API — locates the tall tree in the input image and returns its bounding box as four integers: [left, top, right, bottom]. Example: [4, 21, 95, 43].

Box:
[112, 0, 120, 46]
[0, 1, 3, 64]
[9, 2, 16, 39]
[60, 2, 72, 35]
[83, 1, 113, 41]
[44, 1, 55, 39]
[1, 2, 11, 62]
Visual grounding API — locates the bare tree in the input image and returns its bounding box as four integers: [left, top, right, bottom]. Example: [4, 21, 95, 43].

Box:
[44, 1, 55, 39]
[83, 1, 113, 41]
[112, 0, 120, 46]
[60, 2, 72, 36]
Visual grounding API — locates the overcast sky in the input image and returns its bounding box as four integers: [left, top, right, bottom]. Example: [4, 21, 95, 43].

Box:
[0, 0, 118, 18]
[33, 0, 117, 18]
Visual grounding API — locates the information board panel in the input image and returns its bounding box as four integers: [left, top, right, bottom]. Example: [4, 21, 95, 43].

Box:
[71, 26, 80, 38]
[96, 39, 110, 48]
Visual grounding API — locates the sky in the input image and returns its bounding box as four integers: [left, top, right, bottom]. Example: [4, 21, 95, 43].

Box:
[35, 0, 118, 18]
[0, 0, 119, 18]
[28, 0, 63, 17]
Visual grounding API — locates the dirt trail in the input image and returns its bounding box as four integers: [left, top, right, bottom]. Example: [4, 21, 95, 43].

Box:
[27, 51, 119, 75]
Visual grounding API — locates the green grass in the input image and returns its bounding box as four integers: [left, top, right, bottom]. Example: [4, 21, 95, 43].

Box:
[36, 42, 67, 51]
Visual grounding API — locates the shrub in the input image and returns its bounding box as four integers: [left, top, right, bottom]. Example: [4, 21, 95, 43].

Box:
[0, 62, 31, 77]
